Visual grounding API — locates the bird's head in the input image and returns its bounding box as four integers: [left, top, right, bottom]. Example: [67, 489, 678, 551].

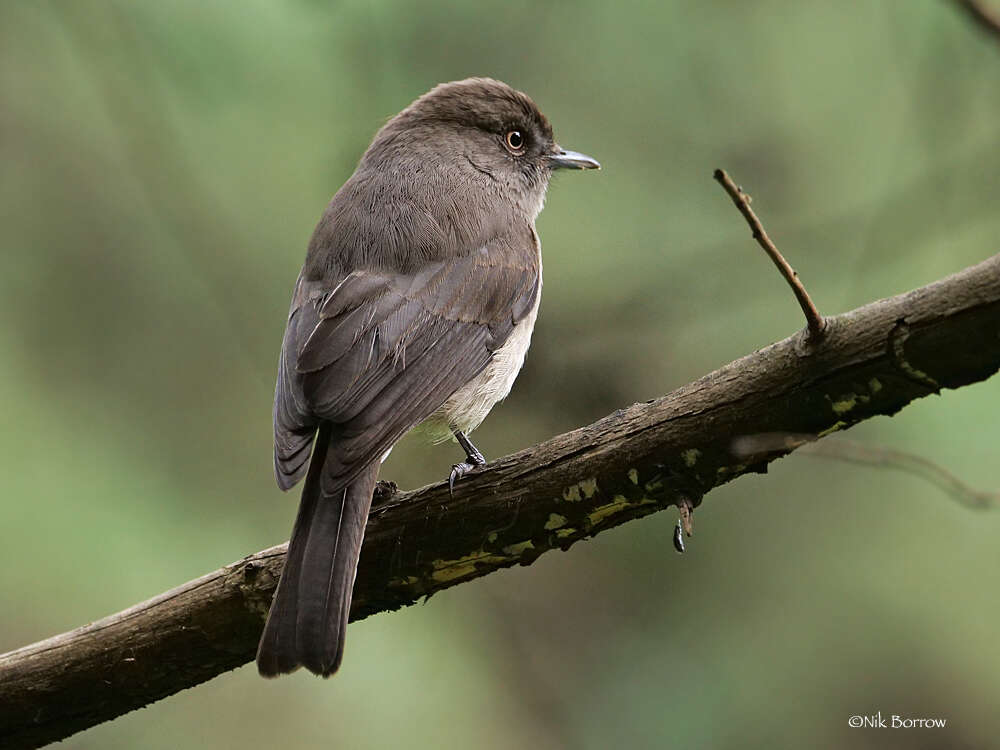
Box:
[364, 77, 599, 220]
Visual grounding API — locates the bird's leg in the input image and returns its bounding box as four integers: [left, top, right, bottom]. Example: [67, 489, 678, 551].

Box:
[449, 430, 487, 494]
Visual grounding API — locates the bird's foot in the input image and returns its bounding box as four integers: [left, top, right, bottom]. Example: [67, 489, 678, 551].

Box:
[448, 431, 487, 495]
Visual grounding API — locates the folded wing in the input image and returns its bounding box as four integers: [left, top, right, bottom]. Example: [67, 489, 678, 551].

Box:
[273, 237, 539, 495]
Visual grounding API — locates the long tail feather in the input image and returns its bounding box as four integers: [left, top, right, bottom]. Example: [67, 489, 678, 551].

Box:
[257, 425, 378, 677]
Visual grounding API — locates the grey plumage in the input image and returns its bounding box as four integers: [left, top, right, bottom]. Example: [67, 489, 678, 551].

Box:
[257, 78, 598, 678]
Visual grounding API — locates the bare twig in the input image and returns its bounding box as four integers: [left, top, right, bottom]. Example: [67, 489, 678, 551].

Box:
[732, 434, 999, 509]
[954, 0, 1000, 42]
[2, 254, 1000, 748]
[713, 168, 826, 342]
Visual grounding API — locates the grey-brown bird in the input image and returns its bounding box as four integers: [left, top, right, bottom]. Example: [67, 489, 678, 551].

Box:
[256, 78, 599, 677]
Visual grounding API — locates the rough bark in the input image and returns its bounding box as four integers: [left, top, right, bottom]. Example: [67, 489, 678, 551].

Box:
[2, 253, 1000, 749]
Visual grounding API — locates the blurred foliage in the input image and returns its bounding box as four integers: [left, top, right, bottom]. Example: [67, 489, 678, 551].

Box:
[2, 0, 1000, 747]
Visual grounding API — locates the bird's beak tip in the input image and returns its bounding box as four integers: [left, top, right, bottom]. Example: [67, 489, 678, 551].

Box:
[549, 148, 601, 171]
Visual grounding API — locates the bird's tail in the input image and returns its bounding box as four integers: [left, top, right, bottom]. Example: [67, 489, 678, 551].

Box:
[257, 425, 379, 677]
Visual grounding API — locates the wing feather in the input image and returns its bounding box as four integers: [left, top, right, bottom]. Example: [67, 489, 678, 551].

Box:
[272, 235, 538, 494]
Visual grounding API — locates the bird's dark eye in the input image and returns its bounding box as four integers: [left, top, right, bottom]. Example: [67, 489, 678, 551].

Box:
[504, 130, 525, 153]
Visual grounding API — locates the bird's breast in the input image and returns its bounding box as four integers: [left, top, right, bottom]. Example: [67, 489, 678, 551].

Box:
[419, 223, 542, 443]
[429, 287, 540, 440]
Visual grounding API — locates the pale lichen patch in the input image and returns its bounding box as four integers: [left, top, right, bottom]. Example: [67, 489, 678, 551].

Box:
[682, 449, 701, 467]
[237, 583, 273, 618]
[563, 478, 599, 502]
[587, 495, 655, 526]
[817, 420, 847, 437]
[831, 395, 857, 415]
[502, 541, 535, 557]
[430, 550, 507, 583]
[644, 475, 664, 492]
[716, 463, 747, 477]
[544, 513, 567, 530]
[891, 323, 940, 389]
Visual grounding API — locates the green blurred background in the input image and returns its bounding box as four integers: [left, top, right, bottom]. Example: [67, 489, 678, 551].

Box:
[2, 0, 999, 747]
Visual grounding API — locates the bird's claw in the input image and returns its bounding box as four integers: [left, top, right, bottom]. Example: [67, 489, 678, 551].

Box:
[448, 461, 478, 496]
[447, 430, 488, 496]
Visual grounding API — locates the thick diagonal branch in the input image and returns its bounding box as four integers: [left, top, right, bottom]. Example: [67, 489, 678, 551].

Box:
[3, 254, 1000, 749]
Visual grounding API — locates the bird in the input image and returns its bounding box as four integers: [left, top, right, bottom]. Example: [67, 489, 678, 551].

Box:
[256, 77, 599, 678]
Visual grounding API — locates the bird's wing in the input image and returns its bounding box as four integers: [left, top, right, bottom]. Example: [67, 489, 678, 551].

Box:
[273, 234, 539, 494]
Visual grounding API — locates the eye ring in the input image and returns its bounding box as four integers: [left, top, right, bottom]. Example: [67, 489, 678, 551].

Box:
[504, 130, 525, 153]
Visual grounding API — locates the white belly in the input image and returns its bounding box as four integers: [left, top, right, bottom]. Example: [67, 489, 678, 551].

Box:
[422, 279, 541, 443]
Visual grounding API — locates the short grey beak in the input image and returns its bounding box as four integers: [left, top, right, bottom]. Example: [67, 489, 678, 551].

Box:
[548, 147, 600, 170]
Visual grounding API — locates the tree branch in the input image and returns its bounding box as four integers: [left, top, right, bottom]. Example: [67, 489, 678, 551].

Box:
[2, 254, 1000, 748]
[732, 434, 1000, 509]
[713, 168, 826, 342]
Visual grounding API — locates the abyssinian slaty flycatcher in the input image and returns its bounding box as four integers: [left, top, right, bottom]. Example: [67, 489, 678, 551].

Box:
[257, 78, 599, 677]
